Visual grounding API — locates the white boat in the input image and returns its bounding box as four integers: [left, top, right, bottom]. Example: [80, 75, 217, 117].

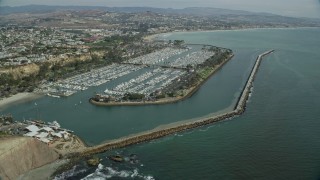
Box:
[48, 120, 61, 128]
[47, 93, 60, 98]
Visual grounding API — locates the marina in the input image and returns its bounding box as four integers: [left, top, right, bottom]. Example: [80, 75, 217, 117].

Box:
[169, 50, 215, 67]
[37, 44, 225, 102]
[104, 68, 186, 98]
[1, 46, 246, 144]
[126, 47, 189, 65]
[36, 64, 143, 97]
[93, 45, 230, 104]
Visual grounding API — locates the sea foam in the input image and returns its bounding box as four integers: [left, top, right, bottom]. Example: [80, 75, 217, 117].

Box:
[81, 165, 154, 180]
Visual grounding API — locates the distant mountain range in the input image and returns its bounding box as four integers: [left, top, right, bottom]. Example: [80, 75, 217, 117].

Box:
[0, 5, 319, 25]
[0, 5, 293, 17]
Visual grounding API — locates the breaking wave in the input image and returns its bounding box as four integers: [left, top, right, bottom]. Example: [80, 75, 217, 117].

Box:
[54, 165, 87, 180]
[81, 164, 154, 180]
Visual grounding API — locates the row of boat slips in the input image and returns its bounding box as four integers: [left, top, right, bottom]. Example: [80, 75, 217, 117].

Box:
[39, 46, 209, 98]
[37, 64, 143, 97]
[169, 50, 215, 67]
[104, 68, 186, 97]
[126, 47, 189, 65]
[126, 46, 213, 68]
[102, 48, 213, 98]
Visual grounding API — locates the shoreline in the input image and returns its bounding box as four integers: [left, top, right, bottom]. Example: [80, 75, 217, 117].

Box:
[90, 54, 234, 106]
[144, 26, 318, 41]
[0, 92, 44, 110]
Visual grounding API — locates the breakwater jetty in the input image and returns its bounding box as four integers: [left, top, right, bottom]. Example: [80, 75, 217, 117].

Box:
[80, 50, 274, 156]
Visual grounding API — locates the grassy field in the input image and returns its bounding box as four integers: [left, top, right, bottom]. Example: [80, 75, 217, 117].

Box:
[197, 67, 214, 80]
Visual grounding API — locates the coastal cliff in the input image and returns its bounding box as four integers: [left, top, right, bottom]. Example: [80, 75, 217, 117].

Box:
[0, 137, 59, 180]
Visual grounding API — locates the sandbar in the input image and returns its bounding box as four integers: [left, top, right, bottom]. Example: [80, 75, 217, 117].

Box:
[0, 93, 44, 110]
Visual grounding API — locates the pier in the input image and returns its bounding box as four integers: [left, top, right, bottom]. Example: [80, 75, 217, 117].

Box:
[80, 50, 274, 156]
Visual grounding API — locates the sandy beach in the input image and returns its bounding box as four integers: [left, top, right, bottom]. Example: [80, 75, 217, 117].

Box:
[143, 32, 172, 41]
[143, 27, 307, 43]
[0, 92, 44, 110]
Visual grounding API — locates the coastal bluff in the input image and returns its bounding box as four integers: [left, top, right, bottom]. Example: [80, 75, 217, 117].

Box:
[0, 137, 59, 180]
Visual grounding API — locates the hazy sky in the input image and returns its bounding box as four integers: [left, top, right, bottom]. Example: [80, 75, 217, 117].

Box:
[0, 0, 320, 18]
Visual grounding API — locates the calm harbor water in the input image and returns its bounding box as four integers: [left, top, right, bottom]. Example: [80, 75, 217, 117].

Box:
[2, 28, 320, 179]
[1, 42, 259, 145]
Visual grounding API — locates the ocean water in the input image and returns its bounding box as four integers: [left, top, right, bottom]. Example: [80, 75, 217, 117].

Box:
[125, 28, 320, 179]
[2, 28, 320, 179]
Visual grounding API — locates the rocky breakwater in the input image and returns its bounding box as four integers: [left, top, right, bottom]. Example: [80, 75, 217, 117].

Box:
[81, 50, 274, 156]
[81, 112, 238, 156]
[234, 50, 274, 112]
[0, 137, 59, 180]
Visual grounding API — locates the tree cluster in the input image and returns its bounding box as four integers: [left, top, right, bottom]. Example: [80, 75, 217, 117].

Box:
[122, 93, 145, 101]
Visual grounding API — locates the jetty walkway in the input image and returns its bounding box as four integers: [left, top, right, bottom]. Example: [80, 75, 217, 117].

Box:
[80, 50, 274, 156]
